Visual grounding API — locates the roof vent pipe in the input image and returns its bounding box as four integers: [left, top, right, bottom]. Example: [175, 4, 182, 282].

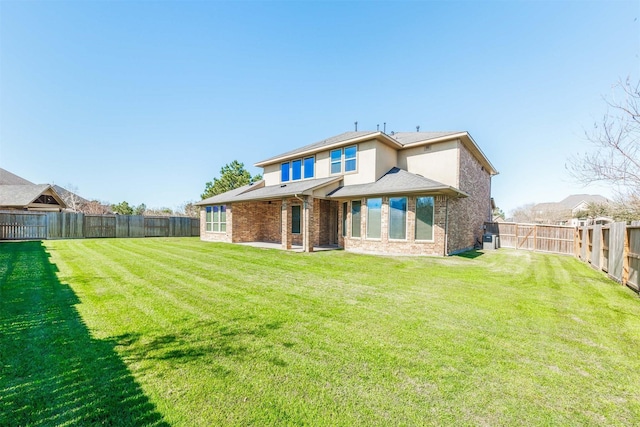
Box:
[416, 125, 420, 132]
[383, 122, 386, 133]
[354, 121, 358, 131]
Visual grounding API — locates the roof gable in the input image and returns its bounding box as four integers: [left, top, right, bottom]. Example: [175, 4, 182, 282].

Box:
[0, 184, 66, 208]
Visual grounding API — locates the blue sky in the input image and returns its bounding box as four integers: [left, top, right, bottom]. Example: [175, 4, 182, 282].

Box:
[1, 0, 638, 214]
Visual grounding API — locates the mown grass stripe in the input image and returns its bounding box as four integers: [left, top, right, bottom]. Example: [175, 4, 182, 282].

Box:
[3, 238, 640, 426]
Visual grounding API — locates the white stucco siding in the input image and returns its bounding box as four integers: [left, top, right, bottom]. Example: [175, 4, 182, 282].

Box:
[315, 151, 330, 179]
[342, 140, 376, 185]
[374, 142, 398, 180]
[262, 164, 281, 186]
[261, 138, 399, 187]
[397, 140, 460, 188]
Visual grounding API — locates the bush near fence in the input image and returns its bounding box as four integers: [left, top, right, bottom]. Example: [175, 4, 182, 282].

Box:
[485, 221, 640, 293]
[0, 211, 200, 240]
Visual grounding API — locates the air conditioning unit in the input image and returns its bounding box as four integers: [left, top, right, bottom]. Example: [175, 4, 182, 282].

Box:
[483, 233, 497, 250]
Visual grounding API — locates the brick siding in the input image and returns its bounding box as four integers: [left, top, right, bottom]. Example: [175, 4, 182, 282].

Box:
[340, 196, 447, 256]
[446, 145, 492, 253]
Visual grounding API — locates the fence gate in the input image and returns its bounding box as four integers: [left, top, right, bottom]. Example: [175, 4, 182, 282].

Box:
[0, 212, 48, 240]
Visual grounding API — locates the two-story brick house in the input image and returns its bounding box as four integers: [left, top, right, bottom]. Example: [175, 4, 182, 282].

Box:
[196, 130, 498, 256]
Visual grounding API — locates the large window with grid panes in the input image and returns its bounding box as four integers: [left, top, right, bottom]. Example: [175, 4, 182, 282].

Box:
[206, 205, 226, 232]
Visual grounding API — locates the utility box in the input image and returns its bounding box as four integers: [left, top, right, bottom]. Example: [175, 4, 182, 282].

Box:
[483, 233, 497, 250]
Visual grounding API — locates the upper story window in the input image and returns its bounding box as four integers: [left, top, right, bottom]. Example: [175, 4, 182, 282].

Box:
[344, 146, 357, 172]
[303, 157, 314, 179]
[281, 162, 290, 182]
[292, 159, 302, 180]
[330, 149, 342, 174]
[330, 145, 358, 175]
[281, 156, 315, 182]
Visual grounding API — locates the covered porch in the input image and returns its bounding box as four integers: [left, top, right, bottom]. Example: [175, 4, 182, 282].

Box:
[198, 176, 344, 252]
[231, 197, 341, 252]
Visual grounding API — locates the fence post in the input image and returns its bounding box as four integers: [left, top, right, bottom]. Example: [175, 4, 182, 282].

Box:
[622, 225, 630, 287]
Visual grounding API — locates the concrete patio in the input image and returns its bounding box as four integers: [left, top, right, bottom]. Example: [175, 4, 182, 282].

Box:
[237, 242, 341, 252]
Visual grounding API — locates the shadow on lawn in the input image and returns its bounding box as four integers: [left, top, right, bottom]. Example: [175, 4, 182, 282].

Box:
[0, 241, 169, 427]
[454, 249, 485, 259]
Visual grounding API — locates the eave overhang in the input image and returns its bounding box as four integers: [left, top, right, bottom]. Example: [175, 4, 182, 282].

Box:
[254, 132, 403, 167]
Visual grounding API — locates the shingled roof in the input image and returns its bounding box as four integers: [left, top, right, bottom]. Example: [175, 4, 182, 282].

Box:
[255, 131, 382, 165]
[0, 168, 34, 185]
[0, 184, 66, 208]
[327, 167, 468, 198]
[196, 176, 342, 205]
[254, 130, 498, 176]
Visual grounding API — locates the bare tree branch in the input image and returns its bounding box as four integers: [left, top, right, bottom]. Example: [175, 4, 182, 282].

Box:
[568, 77, 640, 195]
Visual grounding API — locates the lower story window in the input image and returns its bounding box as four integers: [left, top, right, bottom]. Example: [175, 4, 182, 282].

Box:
[342, 202, 348, 237]
[206, 205, 226, 232]
[416, 197, 434, 240]
[351, 200, 361, 238]
[292, 205, 301, 234]
[367, 198, 382, 239]
[389, 197, 407, 239]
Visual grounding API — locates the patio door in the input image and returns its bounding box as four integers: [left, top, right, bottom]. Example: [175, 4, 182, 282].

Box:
[330, 204, 339, 245]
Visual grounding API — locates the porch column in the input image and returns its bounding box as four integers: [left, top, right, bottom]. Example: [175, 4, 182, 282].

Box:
[281, 199, 291, 250]
[304, 196, 314, 253]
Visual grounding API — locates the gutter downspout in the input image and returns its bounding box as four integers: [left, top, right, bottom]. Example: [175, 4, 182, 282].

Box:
[294, 194, 307, 252]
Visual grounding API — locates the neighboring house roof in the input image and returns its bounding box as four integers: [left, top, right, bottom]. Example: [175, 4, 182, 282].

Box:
[0, 184, 67, 208]
[0, 169, 83, 211]
[0, 168, 34, 185]
[533, 194, 611, 213]
[52, 185, 90, 205]
[558, 194, 610, 210]
[196, 176, 343, 205]
[327, 167, 468, 198]
[254, 130, 498, 176]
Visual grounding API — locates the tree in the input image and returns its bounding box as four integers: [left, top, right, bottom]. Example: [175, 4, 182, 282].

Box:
[201, 160, 262, 199]
[133, 203, 147, 216]
[145, 207, 174, 216]
[492, 206, 505, 220]
[111, 201, 134, 215]
[56, 184, 84, 212]
[511, 203, 536, 223]
[82, 200, 112, 214]
[568, 77, 640, 197]
[177, 201, 199, 218]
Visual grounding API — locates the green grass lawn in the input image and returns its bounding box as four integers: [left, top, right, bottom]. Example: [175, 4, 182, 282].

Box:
[1, 238, 640, 426]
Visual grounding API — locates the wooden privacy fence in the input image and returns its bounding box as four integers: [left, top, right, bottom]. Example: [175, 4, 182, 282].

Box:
[483, 222, 575, 255]
[577, 222, 640, 292]
[485, 221, 640, 292]
[0, 211, 200, 241]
